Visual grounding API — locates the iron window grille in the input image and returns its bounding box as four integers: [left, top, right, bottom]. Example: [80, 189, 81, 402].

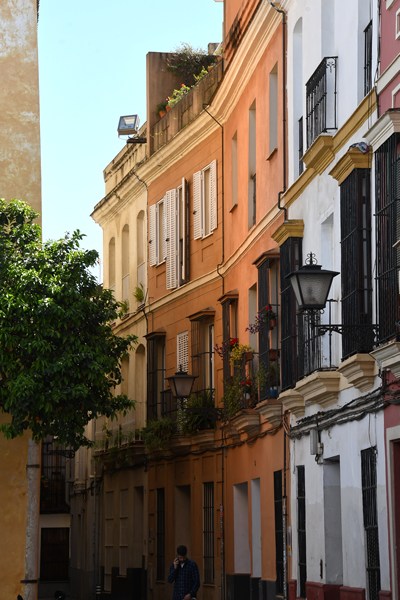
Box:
[375, 133, 400, 343]
[364, 21, 373, 97]
[306, 57, 338, 148]
[280, 237, 303, 390]
[298, 117, 304, 176]
[40, 438, 70, 514]
[274, 470, 284, 596]
[257, 255, 280, 401]
[203, 482, 215, 584]
[340, 168, 374, 358]
[361, 448, 381, 600]
[147, 333, 166, 421]
[156, 488, 166, 581]
[297, 466, 307, 598]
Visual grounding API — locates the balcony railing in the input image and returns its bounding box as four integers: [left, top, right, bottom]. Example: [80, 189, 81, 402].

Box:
[306, 56, 337, 148]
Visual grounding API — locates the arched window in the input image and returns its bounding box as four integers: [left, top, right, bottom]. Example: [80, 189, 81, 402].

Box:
[137, 211, 145, 289]
[108, 237, 116, 292]
[122, 225, 130, 303]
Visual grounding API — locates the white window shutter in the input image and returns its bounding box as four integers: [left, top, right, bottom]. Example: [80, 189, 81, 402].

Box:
[193, 170, 202, 240]
[166, 189, 177, 290]
[159, 198, 167, 263]
[210, 159, 217, 232]
[149, 204, 157, 266]
[177, 331, 189, 372]
[181, 177, 187, 283]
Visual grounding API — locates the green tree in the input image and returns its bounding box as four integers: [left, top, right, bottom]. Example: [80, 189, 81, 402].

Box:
[0, 199, 137, 449]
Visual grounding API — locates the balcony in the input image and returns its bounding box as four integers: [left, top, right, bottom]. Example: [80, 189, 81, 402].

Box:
[151, 59, 223, 154]
[306, 56, 337, 148]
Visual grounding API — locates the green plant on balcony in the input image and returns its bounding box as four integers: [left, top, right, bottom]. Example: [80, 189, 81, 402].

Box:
[166, 42, 217, 86]
[183, 390, 218, 434]
[141, 417, 175, 452]
[167, 83, 191, 108]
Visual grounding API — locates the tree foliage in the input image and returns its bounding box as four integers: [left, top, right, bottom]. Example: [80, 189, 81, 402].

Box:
[166, 43, 216, 86]
[0, 199, 137, 449]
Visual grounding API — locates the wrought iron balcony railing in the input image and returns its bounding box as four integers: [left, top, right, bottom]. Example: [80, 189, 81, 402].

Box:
[306, 56, 337, 148]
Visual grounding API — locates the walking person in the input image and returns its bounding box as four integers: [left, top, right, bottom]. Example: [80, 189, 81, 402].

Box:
[168, 545, 200, 600]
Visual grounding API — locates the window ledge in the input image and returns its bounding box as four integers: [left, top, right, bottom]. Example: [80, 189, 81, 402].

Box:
[256, 398, 282, 426]
[370, 340, 400, 378]
[266, 147, 278, 161]
[230, 408, 260, 435]
[295, 370, 342, 408]
[279, 388, 305, 417]
[229, 202, 238, 213]
[337, 353, 377, 391]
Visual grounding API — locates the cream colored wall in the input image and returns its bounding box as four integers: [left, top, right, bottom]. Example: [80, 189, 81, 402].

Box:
[0, 1, 42, 597]
[0, 424, 31, 599]
[0, 0, 42, 217]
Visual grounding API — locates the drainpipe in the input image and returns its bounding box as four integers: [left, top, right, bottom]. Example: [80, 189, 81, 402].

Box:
[266, 3, 289, 599]
[267, 1, 287, 220]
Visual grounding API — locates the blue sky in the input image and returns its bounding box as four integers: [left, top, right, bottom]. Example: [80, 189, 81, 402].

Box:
[38, 0, 223, 277]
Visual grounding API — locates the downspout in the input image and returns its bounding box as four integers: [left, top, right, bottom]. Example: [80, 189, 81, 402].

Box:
[266, 4, 289, 600]
[267, 1, 287, 220]
[202, 104, 225, 600]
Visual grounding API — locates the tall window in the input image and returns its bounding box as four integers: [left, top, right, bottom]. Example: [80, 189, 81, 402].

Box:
[121, 225, 130, 304]
[193, 161, 217, 239]
[248, 100, 257, 228]
[280, 238, 302, 389]
[137, 211, 145, 290]
[191, 315, 215, 393]
[40, 528, 69, 581]
[297, 466, 307, 598]
[269, 65, 278, 154]
[177, 331, 189, 372]
[221, 294, 238, 383]
[149, 198, 166, 267]
[375, 133, 400, 342]
[40, 437, 69, 514]
[232, 132, 238, 207]
[340, 168, 373, 357]
[361, 448, 381, 600]
[147, 333, 166, 420]
[306, 57, 338, 148]
[156, 488, 166, 581]
[108, 237, 116, 292]
[274, 470, 284, 595]
[203, 482, 215, 583]
[364, 21, 372, 96]
[257, 257, 279, 401]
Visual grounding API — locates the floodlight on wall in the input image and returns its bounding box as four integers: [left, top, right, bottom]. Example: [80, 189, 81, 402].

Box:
[117, 114, 139, 136]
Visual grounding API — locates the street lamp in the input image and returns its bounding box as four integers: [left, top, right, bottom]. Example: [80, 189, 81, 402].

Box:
[286, 252, 339, 311]
[167, 366, 197, 399]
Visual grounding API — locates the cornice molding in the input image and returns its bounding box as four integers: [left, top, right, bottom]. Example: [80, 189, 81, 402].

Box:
[302, 134, 335, 174]
[365, 109, 400, 151]
[329, 148, 372, 184]
[271, 219, 304, 246]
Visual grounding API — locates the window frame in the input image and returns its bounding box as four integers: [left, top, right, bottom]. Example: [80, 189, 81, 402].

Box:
[193, 160, 217, 240]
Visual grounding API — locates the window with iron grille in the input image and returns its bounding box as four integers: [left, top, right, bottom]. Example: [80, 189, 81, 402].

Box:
[297, 466, 307, 598]
[364, 21, 372, 97]
[221, 295, 238, 383]
[156, 488, 166, 581]
[340, 168, 374, 358]
[191, 317, 214, 394]
[274, 470, 284, 595]
[306, 57, 337, 148]
[40, 438, 70, 514]
[257, 256, 279, 400]
[203, 482, 215, 583]
[361, 448, 381, 600]
[298, 117, 304, 175]
[147, 333, 166, 421]
[280, 238, 302, 389]
[375, 133, 400, 342]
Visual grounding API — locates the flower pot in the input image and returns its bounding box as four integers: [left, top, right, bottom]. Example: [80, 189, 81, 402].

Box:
[269, 318, 277, 330]
[159, 109, 166, 118]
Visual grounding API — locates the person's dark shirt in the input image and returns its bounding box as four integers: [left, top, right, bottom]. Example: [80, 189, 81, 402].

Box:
[168, 558, 200, 600]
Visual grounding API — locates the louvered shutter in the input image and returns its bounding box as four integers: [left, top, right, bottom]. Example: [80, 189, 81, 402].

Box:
[166, 189, 177, 289]
[209, 159, 217, 232]
[177, 331, 189, 372]
[159, 199, 167, 263]
[193, 170, 202, 240]
[149, 204, 157, 266]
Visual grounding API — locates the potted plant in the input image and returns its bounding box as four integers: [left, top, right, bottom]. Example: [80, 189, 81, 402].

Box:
[246, 305, 277, 334]
[166, 83, 191, 108]
[183, 390, 218, 434]
[156, 100, 168, 118]
[166, 42, 217, 86]
[141, 417, 176, 452]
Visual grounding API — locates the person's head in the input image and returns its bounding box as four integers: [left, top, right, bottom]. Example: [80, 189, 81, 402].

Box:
[176, 545, 188, 563]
